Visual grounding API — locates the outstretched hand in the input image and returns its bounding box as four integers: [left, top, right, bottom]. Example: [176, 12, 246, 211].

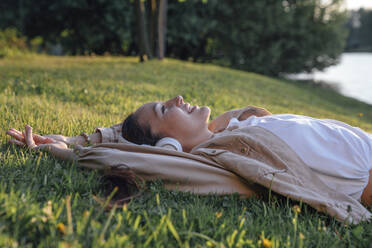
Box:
[6, 125, 68, 150]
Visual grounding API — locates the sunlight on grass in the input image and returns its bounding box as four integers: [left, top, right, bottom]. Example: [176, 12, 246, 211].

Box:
[1, 55, 372, 247]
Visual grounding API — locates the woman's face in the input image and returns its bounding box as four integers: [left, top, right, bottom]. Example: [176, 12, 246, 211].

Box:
[135, 96, 211, 142]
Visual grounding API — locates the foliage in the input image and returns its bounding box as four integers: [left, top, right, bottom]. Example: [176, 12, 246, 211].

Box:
[0, 28, 28, 58]
[168, 0, 348, 75]
[345, 9, 372, 52]
[358, 10, 372, 50]
[0, 0, 134, 55]
[207, 0, 347, 75]
[166, 0, 218, 61]
[1, 55, 372, 247]
[0, 0, 348, 75]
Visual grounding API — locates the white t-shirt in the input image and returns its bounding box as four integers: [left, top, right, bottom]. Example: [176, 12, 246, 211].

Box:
[227, 114, 372, 200]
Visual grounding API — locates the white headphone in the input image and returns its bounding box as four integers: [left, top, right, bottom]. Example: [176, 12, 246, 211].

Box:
[155, 137, 183, 152]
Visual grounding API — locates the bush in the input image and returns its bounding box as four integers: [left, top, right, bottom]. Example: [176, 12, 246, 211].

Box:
[0, 28, 28, 58]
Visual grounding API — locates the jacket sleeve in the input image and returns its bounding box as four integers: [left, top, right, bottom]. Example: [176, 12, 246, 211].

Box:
[95, 123, 123, 143]
[73, 143, 259, 197]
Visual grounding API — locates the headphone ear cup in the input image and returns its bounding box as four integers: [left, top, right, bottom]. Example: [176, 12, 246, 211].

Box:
[155, 137, 183, 152]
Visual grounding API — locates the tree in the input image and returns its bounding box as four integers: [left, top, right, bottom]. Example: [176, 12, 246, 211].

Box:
[134, 0, 168, 61]
[166, 0, 217, 61]
[148, 0, 158, 55]
[0, 0, 134, 55]
[165, 0, 347, 75]
[0, 0, 348, 75]
[157, 0, 167, 59]
[134, 0, 153, 61]
[358, 9, 372, 51]
[344, 8, 372, 52]
[206, 0, 348, 75]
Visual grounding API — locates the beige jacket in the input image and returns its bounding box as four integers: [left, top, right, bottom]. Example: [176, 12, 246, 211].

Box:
[74, 124, 371, 223]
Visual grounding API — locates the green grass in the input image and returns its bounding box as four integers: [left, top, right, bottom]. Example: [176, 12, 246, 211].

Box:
[1, 55, 372, 247]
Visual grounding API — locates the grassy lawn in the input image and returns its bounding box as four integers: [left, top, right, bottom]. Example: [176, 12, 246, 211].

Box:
[1, 55, 372, 247]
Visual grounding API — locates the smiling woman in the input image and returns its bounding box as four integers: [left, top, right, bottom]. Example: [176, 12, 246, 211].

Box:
[122, 96, 213, 152]
[5, 95, 372, 222]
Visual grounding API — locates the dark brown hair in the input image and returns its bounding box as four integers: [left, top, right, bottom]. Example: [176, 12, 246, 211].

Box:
[121, 113, 162, 146]
[98, 113, 162, 209]
[97, 166, 143, 210]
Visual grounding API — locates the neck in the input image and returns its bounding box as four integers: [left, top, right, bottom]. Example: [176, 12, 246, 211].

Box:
[182, 129, 213, 152]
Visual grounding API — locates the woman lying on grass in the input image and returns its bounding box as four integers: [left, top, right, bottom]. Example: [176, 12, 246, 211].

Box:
[6, 96, 372, 223]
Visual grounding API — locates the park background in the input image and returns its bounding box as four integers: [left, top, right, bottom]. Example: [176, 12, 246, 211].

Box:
[1, 0, 372, 247]
[1, 0, 372, 103]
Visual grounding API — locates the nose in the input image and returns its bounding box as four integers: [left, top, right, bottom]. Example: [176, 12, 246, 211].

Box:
[164, 95, 183, 107]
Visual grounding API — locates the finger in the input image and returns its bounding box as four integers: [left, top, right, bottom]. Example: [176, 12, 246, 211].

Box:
[9, 128, 25, 139]
[10, 128, 23, 135]
[9, 139, 26, 147]
[6, 130, 25, 142]
[32, 133, 48, 143]
[33, 134, 56, 144]
[24, 125, 37, 149]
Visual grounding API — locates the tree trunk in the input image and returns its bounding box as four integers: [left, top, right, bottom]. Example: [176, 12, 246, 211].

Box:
[134, 0, 152, 62]
[157, 0, 167, 60]
[18, 0, 24, 33]
[149, 0, 158, 56]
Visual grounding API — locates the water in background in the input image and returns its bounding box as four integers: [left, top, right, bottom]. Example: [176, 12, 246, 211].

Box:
[288, 53, 372, 105]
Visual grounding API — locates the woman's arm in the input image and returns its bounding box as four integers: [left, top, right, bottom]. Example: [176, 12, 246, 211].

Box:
[50, 123, 123, 145]
[208, 106, 271, 133]
[7, 121, 124, 147]
[38, 142, 77, 162]
[7, 128, 102, 147]
[46, 132, 102, 146]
